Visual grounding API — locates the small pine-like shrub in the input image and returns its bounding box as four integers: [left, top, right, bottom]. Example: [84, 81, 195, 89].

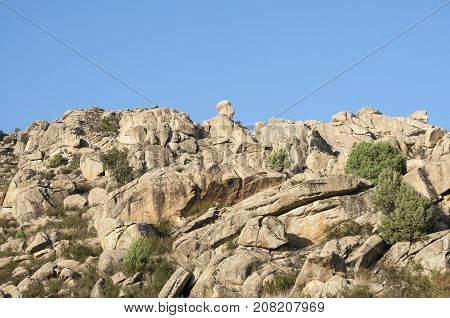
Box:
[100, 147, 133, 186]
[345, 141, 406, 184]
[371, 169, 403, 215]
[267, 148, 291, 171]
[62, 243, 102, 263]
[47, 153, 68, 168]
[379, 183, 434, 244]
[123, 237, 167, 274]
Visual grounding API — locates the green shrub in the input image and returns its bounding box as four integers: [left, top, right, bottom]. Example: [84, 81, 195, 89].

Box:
[47, 153, 68, 168]
[98, 114, 120, 136]
[62, 243, 102, 263]
[123, 258, 175, 298]
[67, 153, 81, 173]
[264, 272, 297, 296]
[19, 133, 29, 144]
[100, 147, 133, 186]
[379, 183, 434, 244]
[123, 237, 167, 274]
[0, 260, 16, 285]
[325, 220, 372, 241]
[345, 141, 406, 183]
[371, 169, 402, 215]
[15, 229, 26, 239]
[378, 265, 450, 298]
[267, 148, 291, 171]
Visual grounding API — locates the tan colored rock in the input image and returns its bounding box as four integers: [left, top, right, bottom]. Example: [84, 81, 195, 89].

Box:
[238, 216, 288, 250]
[305, 149, 334, 173]
[425, 128, 445, 148]
[1, 285, 22, 298]
[97, 250, 126, 275]
[301, 280, 324, 297]
[216, 100, 235, 119]
[30, 262, 57, 281]
[63, 194, 87, 210]
[80, 152, 104, 181]
[346, 235, 388, 271]
[356, 106, 381, 117]
[103, 169, 196, 224]
[410, 110, 428, 123]
[332, 111, 354, 122]
[25, 232, 51, 254]
[404, 160, 450, 200]
[62, 132, 81, 148]
[88, 188, 107, 207]
[158, 267, 192, 298]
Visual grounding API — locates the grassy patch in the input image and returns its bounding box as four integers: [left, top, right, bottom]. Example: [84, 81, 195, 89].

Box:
[123, 237, 168, 274]
[263, 272, 297, 296]
[47, 153, 68, 168]
[62, 242, 102, 263]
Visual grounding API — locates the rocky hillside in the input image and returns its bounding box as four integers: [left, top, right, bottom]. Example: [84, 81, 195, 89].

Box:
[0, 101, 448, 298]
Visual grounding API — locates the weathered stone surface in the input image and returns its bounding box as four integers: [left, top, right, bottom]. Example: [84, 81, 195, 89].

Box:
[238, 216, 288, 250]
[64, 194, 87, 209]
[410, 110, 428, 123]
[103, 169, 196, 224]
[376, 230, 450, 273]
[159, 267, 192, 298]
[25, 232, 51, 254]
[216, 100, 235, 119]
[290, 250, 346, 296]
[174, 175, 370, 270]
[80, 152, 104, 181]
[404, 160, 450, 200]
[346, 235, 388, 271]
[30, 262, 57, 281]
[97, 250, 126, 275]
[88, 188, 107, 207]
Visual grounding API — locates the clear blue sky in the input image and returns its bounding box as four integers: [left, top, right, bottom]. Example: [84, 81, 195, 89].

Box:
[1, 0, 449, 132]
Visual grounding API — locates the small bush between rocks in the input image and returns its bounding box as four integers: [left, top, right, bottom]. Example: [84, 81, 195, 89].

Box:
[15, 229, 27, 239]
[67, 153, 81, 173]
[371, 169, 402, 215]
[325, 220, 372, 241]
[98, 114, 120, 136]
[47, 153, 68, 168]
[379, 182, 434, 244]
[263, 271, 298, 296]
[378, 265, 449, 298]
[62, 242, 102, 263]
[123, 237, 168, 274]
[0, 260, 16, 285]
[100, 147, 134, 186]
[267, 148, 291, 171]
[123, 258, 175, 298]
[340, 283, 376, 298]
[345, 141, 406, 184]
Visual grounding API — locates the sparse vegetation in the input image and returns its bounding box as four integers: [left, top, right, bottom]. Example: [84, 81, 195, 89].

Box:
[19, 133, 29, 144]
[340, 283, 376, 298]
[47, 153, 68, 168]
[263, 272, 297, 296]
[62, 242, 102, 263]
[267, 148, 291, 171]
[345, 141, 406, 184]
[98, 114, 120, 136]
[325, 220, 372, 241]
[123, 237, 168, 274]
[67, 153, 81, 173]
[100, 147, 133, 185]
[122, 258, 175, 298]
